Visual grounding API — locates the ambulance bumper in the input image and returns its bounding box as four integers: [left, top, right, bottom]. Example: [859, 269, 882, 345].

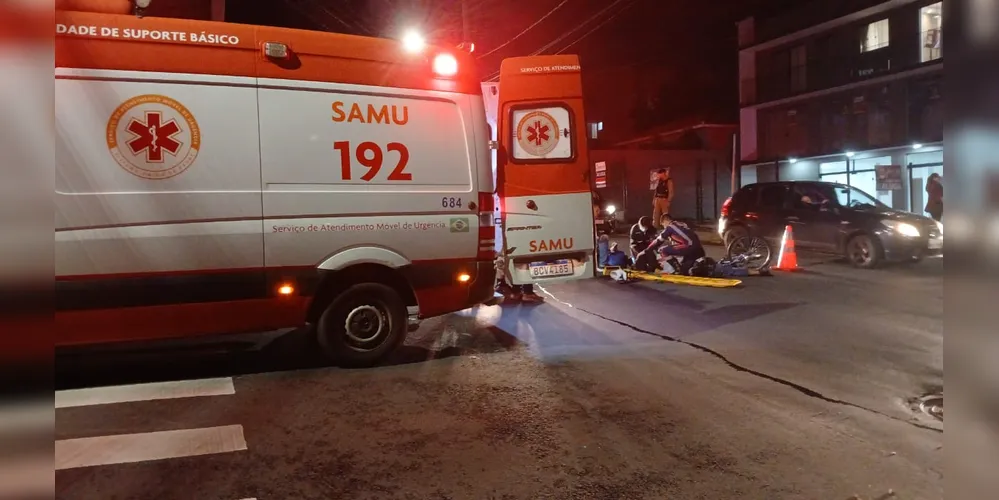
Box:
[468, 260, 499, 307]
[406, 259, 498, 320]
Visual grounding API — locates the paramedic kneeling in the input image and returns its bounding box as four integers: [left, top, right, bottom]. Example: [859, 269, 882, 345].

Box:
[629, 216, 659, 271]
[637, 213, 706, 275]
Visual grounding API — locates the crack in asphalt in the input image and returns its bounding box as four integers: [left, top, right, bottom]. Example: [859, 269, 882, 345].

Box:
[536, 286, 943, 434]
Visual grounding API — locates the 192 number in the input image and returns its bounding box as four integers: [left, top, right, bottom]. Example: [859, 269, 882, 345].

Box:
[442, 197, 462, 208]
[334, 141, 411, 181]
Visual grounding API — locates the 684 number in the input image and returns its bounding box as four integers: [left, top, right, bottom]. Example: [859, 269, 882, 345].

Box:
[334, 141, 411, 181]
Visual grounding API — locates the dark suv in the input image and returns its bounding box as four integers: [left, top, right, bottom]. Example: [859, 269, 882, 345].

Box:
[719, 181, 943, 268]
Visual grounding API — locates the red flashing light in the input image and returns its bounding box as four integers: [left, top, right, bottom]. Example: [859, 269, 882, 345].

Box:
[477, 192, 495, 213]
[432, 53, 459, 78]
[477, 192, 496, 261]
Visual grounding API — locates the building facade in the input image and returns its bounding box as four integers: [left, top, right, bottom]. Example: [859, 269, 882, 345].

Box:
[590, 149, 733, 225]
[738, 0, 943, 217]
[588, 122, 738, 224]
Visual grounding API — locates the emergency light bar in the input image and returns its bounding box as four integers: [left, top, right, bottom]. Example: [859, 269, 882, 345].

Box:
[432, 53, 458, 78]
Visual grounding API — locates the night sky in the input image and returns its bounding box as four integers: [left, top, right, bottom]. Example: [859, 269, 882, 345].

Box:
[228, 0, 809, 143]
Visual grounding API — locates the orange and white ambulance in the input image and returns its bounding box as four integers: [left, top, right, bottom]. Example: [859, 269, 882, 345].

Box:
[55, 1, 595, 366]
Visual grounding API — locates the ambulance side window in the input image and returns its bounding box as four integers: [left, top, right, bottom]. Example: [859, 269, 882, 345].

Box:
[509, 105, 575, 163]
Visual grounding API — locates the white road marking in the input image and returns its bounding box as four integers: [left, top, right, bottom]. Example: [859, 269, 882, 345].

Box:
[55, 378, 235, 409]
[55, 424, 247, 470]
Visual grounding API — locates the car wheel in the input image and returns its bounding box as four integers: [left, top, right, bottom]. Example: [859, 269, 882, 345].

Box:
[723, 225, 748, 248]
[316, 283, 407, 367]
[846, 234, 883, 269]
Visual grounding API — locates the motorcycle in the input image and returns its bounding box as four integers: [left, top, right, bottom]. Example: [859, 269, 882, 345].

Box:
[594, 203, 622, 234]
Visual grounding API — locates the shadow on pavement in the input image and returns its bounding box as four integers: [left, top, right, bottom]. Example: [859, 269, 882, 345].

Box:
[793, 253, 943, 280]
[384, 311, 522, 366]
[550, 278, 802, 338]
[56, 310, 523, 390]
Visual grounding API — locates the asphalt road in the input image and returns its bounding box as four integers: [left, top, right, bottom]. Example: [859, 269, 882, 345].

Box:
[54, 251, 943, 500]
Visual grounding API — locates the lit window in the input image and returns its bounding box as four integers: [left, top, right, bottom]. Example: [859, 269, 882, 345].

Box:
[819, 161, 847, 175]
[920, 2, 942, 62]
[861, 19, 890, 52]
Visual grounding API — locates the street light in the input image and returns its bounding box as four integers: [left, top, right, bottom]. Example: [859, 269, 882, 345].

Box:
[401, 29, 425, 53]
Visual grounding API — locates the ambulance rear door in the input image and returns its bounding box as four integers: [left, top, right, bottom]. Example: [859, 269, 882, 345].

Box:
[496, 55, 595, 285]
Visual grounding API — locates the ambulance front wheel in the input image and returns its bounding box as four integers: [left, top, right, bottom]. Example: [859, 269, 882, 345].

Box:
[316, 283, 408, 368]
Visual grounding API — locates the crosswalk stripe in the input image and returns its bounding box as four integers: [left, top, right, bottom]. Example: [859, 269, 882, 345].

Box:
[55, 378, 235, 409]
[55, 424, 247, 470]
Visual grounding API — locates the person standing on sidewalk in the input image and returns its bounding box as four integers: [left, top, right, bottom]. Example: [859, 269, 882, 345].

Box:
[925, 173, 943, 222]
[652, 168, 674, 229]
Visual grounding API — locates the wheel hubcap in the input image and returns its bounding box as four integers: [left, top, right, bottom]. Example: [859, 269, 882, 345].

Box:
[344, 305, 386, 344]
[850, 239, 872, 264]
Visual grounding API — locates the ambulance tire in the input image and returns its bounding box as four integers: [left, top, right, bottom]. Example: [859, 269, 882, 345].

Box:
[316, 283, 407, 368]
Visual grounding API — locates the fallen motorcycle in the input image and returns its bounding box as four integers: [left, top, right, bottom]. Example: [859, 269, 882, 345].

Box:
[684, 235, 773, 278]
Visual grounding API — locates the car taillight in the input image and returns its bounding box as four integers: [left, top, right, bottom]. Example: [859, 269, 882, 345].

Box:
[477, 192, 496, 260]
[721, 197, 732, 217]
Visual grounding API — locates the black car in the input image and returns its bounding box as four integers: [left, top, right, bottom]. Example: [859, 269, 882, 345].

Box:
[719, 181, 943, 268]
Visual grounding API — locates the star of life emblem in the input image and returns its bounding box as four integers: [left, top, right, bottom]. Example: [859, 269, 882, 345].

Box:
[106, 94, 201, 180]
[515, 110, 560, 157]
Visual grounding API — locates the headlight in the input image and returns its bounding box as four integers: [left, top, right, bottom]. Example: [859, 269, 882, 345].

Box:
[882, 220, 920, 237]
[605, 204, 616, 215]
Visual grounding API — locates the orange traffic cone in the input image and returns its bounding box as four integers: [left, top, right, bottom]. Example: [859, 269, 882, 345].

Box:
[774, 225, 800, 271]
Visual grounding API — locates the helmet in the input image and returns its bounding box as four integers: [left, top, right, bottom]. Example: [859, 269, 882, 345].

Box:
[688, 257, 717, 277]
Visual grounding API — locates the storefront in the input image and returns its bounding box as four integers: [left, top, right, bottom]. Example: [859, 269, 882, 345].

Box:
[905, 149, 944, 217]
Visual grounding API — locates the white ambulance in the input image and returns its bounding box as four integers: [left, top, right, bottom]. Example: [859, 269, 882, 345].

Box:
[55, 3, 595, 366]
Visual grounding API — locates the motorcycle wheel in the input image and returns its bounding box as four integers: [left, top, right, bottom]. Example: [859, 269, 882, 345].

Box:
[726, 235, 772, 270]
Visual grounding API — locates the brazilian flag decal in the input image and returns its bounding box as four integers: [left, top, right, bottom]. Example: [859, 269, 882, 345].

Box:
[449, 217, 470, 233]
